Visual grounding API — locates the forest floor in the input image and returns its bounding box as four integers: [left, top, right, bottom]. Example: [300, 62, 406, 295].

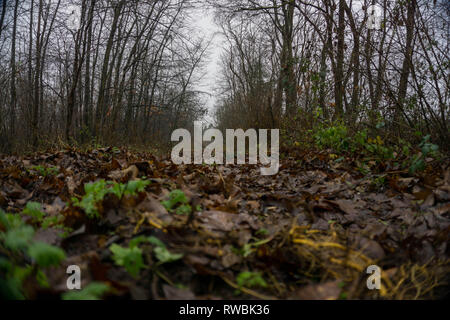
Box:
[0, 147, 449, 300]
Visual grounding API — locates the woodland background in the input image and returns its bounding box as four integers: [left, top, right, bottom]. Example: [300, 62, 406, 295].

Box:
[0, 0, 448, 152]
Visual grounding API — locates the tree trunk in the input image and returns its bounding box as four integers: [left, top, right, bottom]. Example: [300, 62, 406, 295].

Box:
[10, 0, 19, 143]
[32, 0, 43, 148]
[395, 0, 416, 124]
[0, 0, 7, 40]
[95, 0, 124, 138]
[281, 0, 296, 115]
[334, 0, 345, 119]
[83, 0, 96, 132]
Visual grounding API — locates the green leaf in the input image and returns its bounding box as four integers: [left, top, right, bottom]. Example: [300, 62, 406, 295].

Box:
[236, 271, 267, 289]
[0, 210, 23, 230]
[27, 242, 66, 268]
[22, 202, 46, 221]
[36, 269, 50, 288]
[153, 246, 183, 264]
[62, 282, 110, 300]
[0, 209, 9, 229]
[110, 244, 145, 278]
[73, 180, 110, 218]
[376, 121, 385, 129]
[0, 257, 12, 272]
[146, 236, 183, 263]
[109, 183, 124, 198]
[255, 228, 269, 236]
[41, 216, 62, 229]
[0, 273, 26, 300]
[162, 190, 189, 210]
[73, 179, 151, 219]
[409, 155, 426, 174]
[124, 180, 150, 196]
[2, 225, 35, 251]
[176, 204, 192, 215]
[147, 236, 166, 248]
[31, 165, 59, 177]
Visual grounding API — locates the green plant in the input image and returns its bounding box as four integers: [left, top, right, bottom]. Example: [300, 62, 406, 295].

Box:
[109, 179, 151, 199]
[162, 190, 192, 215]
[312, 123, 395, 163]
[72, 180, 111, 218]
[372, 175, 387, 190]
[364, 136, 394, 160]
[72, 179, 150, 218]
[109, 236, 183, 278]
[30, 165, 59, 177]
[350, 129, 394, 160]
[22, 202, 45, 221]
[21, 202, 70, 234]
[409, 135, 439, 174]
[339, 291, 348, 300]
[255, 228, 269, 236]
[175, 204, 192, 215]
[236, 271, 267, 289]
[399, 139, 412, 157]
[352, 129, 369, 152]
[2, 225, 35, 251]
[162, 190, 188, 209]
[0, 211, 23, 230]
[122, 179, 151, 196]
[110, 244, 145, 278]
[148, 236, 183, 263]
[62, 282, 110, 300]
[27, 243, 66, 268]
[0, 209, 67, 299]
[234, 237, 272, 258]
[357, 162, 371, 175]
[0, 258, 31, 299]
[314, 123, 349, 151]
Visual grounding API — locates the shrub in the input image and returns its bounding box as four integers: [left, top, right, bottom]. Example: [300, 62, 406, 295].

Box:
[313, 123, 349, 151]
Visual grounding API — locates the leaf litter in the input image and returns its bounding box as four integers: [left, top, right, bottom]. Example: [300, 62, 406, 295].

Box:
[0, 147, 449, 300]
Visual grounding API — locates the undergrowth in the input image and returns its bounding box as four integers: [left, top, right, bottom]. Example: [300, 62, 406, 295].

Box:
[284, 117, 442, 176]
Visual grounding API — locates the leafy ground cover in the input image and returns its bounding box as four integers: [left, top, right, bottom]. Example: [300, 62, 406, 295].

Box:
[0, 146, 448, 300]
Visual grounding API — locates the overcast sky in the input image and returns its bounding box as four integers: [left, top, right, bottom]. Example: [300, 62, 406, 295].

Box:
[191, 7, 224, 125]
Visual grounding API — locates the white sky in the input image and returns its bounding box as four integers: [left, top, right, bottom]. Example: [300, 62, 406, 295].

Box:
[191, 7, 224, 125]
